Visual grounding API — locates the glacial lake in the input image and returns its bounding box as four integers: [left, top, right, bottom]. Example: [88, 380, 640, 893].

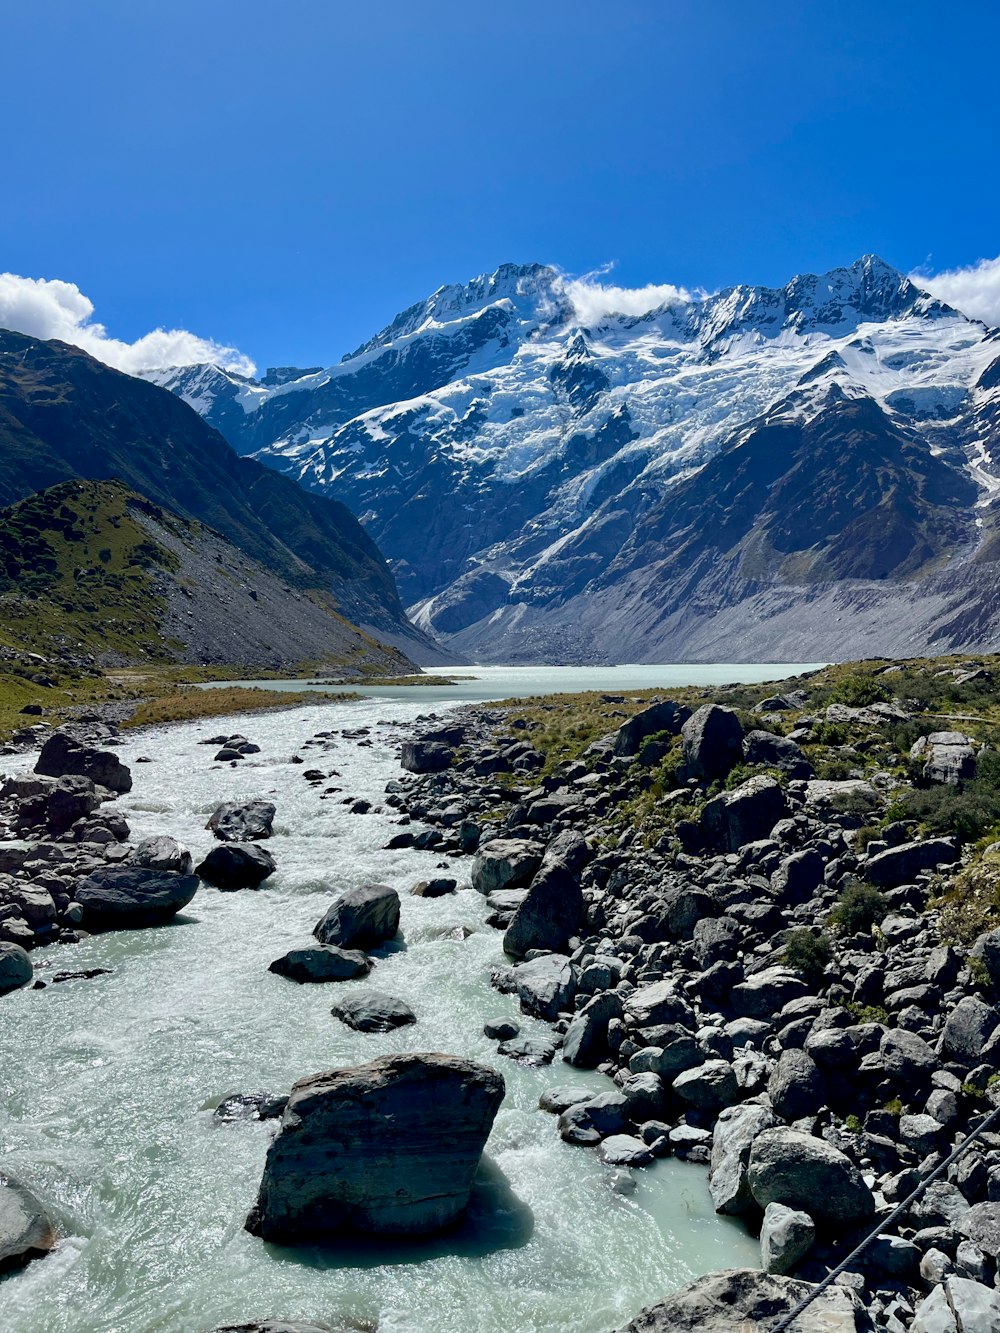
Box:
[0, 668, 812, 1331]
[209, 661, 828, 704]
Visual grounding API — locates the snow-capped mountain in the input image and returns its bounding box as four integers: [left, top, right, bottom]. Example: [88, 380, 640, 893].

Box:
[148, 256, 1000, 663]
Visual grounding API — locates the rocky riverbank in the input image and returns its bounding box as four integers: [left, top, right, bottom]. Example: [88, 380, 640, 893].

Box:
[384, 659, 1000, 1331]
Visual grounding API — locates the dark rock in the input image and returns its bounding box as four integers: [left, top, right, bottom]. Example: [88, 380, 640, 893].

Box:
[75, 866, 198, 928]
[0, 942, 33, 994]
[400, 740, 453, 773]
[411, 878, 457, 897]
[681, 705, 745, 781]
[213, 1091, 288, 1123]
[748, 1127, 876, 1224]
[941, 995, 1000, 1063]
[245, 1053, 504, 1240]
[35, 730, 132, 793]
[330, 991, 416, 1032]
[767, 1049, 827, 1120]
[196, 844, 276, 891]
[864, 837, 958, 888]
[613, 700, 691, 756]
[46, 775, 100, 835]
[133, 835, 193, 876]
[503, 832, 586, 958]
[514, 953, 576, 1020]
[313, 883, 400, 949]
[0, 1174, 56, 1274]
[207, 799, 275, 842]
[702, 777, 786, 852]
[268, 946, 370, 983]
[562, 990, 624, 1068]
[743, 730, 813, 778]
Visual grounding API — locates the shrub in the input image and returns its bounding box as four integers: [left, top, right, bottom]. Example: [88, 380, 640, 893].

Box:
[784, 928, 834, 983]
[831, 674, 892, 707]
[828, 882, 889, 935]
[935, 856, 1000, 944]
[903, 783, 1000, 845]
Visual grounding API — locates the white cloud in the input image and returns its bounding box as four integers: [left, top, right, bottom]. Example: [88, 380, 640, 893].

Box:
[555, 263, 700, 326]
[915, 255, 1000, 328]
[0, 272, 257, 376]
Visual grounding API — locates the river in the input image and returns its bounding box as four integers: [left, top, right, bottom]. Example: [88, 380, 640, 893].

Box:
[0, 666, 809, 1332]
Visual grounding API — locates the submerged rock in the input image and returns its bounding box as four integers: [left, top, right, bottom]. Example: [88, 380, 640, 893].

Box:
[0, 1174, 56, 1274]
[245, 1053, 504, 1242]
[207, 799, 276, 842]
[0, 942, 33, 994]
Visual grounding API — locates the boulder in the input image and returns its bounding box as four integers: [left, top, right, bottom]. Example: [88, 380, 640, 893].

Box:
[411, 878, 457, 898]
[673, 1060, 738, 1112]
[196, 844, 276, 891]
[313, 883, 400, 949]
[211, 1323, 335, 1333]
[133, 835, 193, 876]
[35, 730, 132, 793]
[616, 1268, 871, 1331]
[941, 996, 1000, 1063]
[268, 946, 370, 983]
[910, 732, 978, 786]
[207, 799, 276, 842]
[75, 866, 199, 928]
[613, 700, 690, 756]
[245, 1053, 504, 1241]
[562, 990, 623, 1068]
[400, 740, 452, 773]
[681, 705, 745, 781]
[0, 1174, 56, 1274]
[911, 1276, 1000, 1333]
[514, 953, 576, 1020]
[0, 943, 33, 994]
[470, 839, 542, 895]
[760, 1202, 815, 1276]
[864, 837, 958, 888]
[732, 967, 806, 1019]
[710, 1103, 779, 1215]
[330, 991, 416, 1032]
[503, 832, 587, 958]
[702, 777, 786, 852]
[767, 1049, 827, 1121]
[743, 730, 812, 779]
[46, 775, 100, 835]
[958, 1203, 1000, 1259]
[623, 979, 693, 1030]
[600, 1135, 655, 1167]
[748, 1128, 875, 1224]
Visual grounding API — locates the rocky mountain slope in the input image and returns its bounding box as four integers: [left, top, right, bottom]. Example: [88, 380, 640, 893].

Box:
[151, 256, 1000, 663]
[0, 329, 434, 662]
[0, 478, 414, 674]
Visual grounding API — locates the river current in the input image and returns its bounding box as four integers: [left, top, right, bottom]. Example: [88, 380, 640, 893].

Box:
[0, 666, 804, 1333]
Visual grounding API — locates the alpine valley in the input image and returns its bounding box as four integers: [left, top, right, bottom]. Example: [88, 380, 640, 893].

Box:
[149, 256, 1000, 664]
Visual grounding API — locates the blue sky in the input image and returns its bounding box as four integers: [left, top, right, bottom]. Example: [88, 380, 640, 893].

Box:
[2, 0, 999, 372]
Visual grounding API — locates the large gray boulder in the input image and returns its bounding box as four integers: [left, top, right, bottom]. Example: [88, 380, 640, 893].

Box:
[743, 729, 812, 778]
[35, 730, 132, 794]
[196, 844, 276, 891]
[613, 700, 690, 756]
[133, 835, 193, 876]
[911, 1276, 1000, 1332]
[616, 1268, 871, 1331]
[562, 990, 624, 1068]
[748, 1128, 875, 1225]
[75, 866, 198, 928]
[864, 837, 959, 888]
[910, 732, 978, 786]
[471, 839, 542, 895]
[681, 705, 745, 781]
[623, 979, 693, 1030]
[731, 967, 806, 1019]
[0, 1174, 56, 1273]
[958, 1203, 1000, 1259]
[503, 832, 586, 958]
[245, 1053, 504, 1242]
[760, 1202, 815, 1276]
[45, 775, 100, 835]
[767, 1049, 827, 1121]
[268, 945, 370, 984]
[400, 740, 453, 773]
[514, 953, 576, 1020]
[941, 996, 1000, 1063]
[207, 799, 276, 842]
[0, 943, 33, 994]
[702, 776, 786, 852]
[313, 884, 400, 950]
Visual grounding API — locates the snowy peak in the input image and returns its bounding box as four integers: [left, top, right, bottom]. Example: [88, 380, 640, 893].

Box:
[341, 261, 567, 363]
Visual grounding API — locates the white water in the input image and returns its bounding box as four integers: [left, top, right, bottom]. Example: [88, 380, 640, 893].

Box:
[0, 686, 762, 1333]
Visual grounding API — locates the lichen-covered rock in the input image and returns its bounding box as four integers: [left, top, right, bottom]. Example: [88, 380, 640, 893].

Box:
[245, 1053, 504, 1242]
